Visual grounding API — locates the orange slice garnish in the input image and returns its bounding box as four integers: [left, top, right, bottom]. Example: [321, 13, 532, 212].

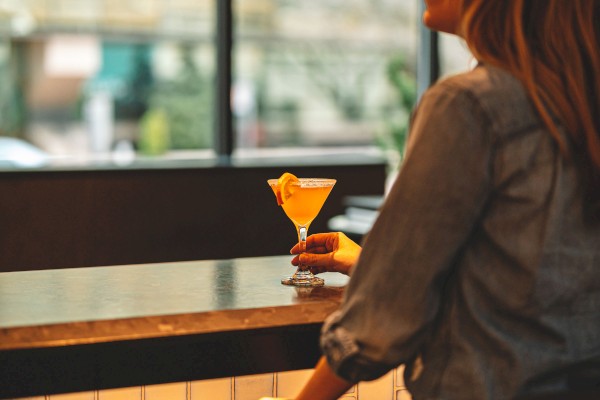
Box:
[276, 172, 299, 205]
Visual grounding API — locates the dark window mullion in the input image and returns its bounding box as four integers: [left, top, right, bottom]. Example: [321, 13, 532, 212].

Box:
[416, 0, 439, 100]
[215, 0, 234, 163]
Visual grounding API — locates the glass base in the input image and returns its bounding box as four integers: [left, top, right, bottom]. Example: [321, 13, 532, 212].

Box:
[281, 269, 324, 287]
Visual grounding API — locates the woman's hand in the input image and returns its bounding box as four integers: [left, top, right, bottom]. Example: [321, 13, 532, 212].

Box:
[290, 232, 361, 276]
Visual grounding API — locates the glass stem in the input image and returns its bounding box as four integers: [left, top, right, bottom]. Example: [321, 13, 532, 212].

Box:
[297, 225, 309, 273]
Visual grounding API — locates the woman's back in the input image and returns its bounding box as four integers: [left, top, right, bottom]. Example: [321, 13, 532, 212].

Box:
[406, 64, 600, 399]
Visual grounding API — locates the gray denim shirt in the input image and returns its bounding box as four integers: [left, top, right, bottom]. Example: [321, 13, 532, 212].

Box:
[321, 64, 600, 399]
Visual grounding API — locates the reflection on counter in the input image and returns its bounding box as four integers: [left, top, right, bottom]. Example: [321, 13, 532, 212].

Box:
[293, 285, 346, 301]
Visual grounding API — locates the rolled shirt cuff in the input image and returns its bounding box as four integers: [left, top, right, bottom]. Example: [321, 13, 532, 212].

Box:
[320, 310, 392, 382]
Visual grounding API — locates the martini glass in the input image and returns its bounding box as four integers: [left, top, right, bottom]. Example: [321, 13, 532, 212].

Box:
[268, 177, 336, 286]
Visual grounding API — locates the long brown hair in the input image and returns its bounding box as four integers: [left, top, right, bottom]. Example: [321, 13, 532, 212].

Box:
[459, 0, 600, 216]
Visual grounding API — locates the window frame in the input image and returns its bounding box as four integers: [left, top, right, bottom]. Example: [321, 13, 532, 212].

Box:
[214, 0, 438, 164]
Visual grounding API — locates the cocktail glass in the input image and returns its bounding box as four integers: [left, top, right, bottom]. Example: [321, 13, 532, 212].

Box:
[268, 177, 336, 286]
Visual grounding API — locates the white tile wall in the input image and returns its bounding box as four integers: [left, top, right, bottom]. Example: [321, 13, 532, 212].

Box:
[17, 367, 411, 400]
[144, 382, 187, 400]
[274, 369, 313, 398]
[233, 373, 274, 400]
[48, 392, 95, 400]
[98, 386, 141, 400]
[395, 364, 406, 388]
[191, 377, 232, 400]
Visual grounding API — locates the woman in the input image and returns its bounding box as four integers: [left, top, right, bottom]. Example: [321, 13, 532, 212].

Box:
[292, 1, 600, 399]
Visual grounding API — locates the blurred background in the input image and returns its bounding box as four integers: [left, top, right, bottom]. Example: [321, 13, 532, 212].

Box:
[0, 0, 472, 169]
[0, 0, 474, 272]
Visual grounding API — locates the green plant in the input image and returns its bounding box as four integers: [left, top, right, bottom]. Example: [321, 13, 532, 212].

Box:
[138, 108, 169, 155]
[378, 54, 417, 164]
[148, 44, 213, 150]
[0, 41, 26, 138]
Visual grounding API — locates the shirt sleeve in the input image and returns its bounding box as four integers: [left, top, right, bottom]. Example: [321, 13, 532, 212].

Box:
[320, 79, 494, 382]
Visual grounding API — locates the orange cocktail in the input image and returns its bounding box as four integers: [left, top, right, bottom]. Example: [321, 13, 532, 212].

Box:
[268, 173, 336, 286]
[279, 184, 334, 227]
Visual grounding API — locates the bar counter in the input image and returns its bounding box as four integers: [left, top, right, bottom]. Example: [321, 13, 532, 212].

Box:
[0, 256, 349, 399]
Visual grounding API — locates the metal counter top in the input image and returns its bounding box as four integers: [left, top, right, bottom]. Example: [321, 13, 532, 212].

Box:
[0, 256, 349, 398]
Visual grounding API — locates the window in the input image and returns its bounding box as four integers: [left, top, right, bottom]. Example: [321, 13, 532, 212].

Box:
[438, 32, 474, 78]
[0, 0, 215, 168]
[0, 1, 422, 169]
[233, 0, 418, 155]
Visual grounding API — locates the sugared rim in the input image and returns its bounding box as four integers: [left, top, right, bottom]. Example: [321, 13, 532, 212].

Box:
[268, 178, 336, 187]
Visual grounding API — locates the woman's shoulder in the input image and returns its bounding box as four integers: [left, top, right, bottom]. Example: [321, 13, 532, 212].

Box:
[432, 64, 525, 104]
[426, 64, 538, 137]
